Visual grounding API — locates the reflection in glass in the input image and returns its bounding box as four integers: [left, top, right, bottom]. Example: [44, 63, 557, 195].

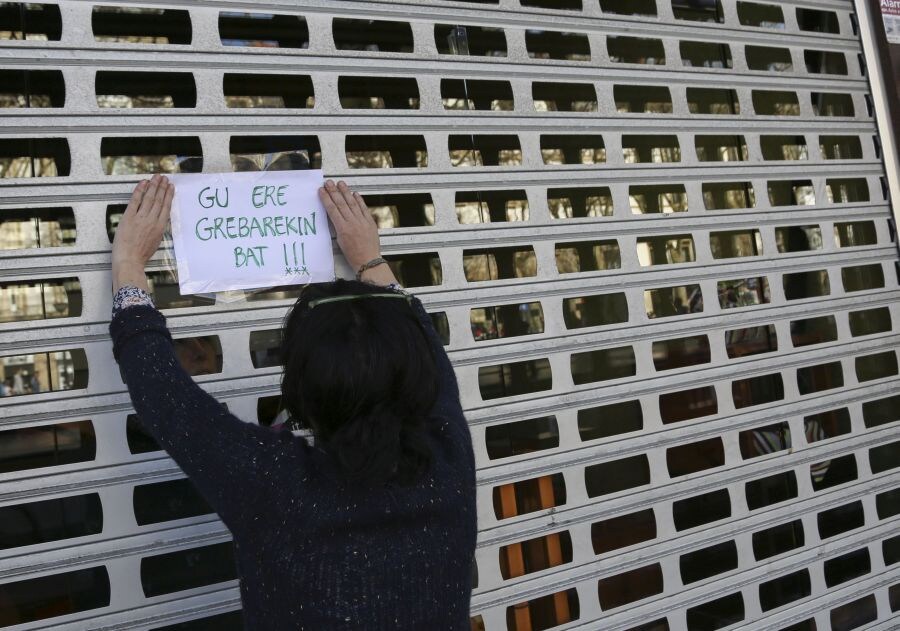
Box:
[652, 335, 710, 370]
[485, 416, 558, 460]
[585, 455, 650, 497]
[456, 190, 528, 224]
[644, 284, 703, 319]
[571, 346, 636, 385]
[739, 422, 790, 459]
[226, 73, 314, 109]
[548, 187, 613, 218]
[218, 13, 308, 49]
[718, 276, 770, 308]
[737, 2, 785, 28]
[630, 184, 688, 214]
[0, 207, 75, 250]
[0, 278, 81, 322]
[609, 36, 665, 65]
[338, 76, 417, 110]
[479, 358, 552, 400]
[365, 193, 435, 229]
[614, 85, 672, 114]
[346, 135, 425, 169]
[812, 92, 854, 116]
[470, 302, 543, 341]
[784, 270, 829, 300]
[0, 349, 88, 397]
[696, 135, 749, 161]
[688, 87, 739, 114]
[811, 454, 857, 491]
[335, 18, 413, 53]
[775, 225, 823, 252]
[435, 24, 506, 57]
[0, 493, 102, 550]
[842, 264, 885, 292]
[443, 79, 513, 111]
[385, 252, 443, 288]
[746, 45, 793, 72]
[464, 246, 536, 282]
[835, 221, 877, 248]
[101, 137, 202, 175]
[449, 135, 521, 167]
[232, 135, 319, 170]
[681, 40, 732, 68]
[827, 179, 869, 203]
[499, 530, 572, 579]
[91, 6, 191, 44]
[637, 235, 695, 266]
[753, 90, 800, 115]
[563, 293, 628, 329]
[768, 180, 815, 206]
[710, 229, 763, 258]
[556, 240, 620, 273]
[820, 135, 863, 160]
[540, 135, 605, 165]
[732, 373, 783, 409]
[0, 138, 70, 177]
[578, 400, 642, 440]
[505, 588, 579, 631]
[674, 0, 725, 22]
[622, 135, 680, 163]
[0, 420, 95, 473]
[97, 71, 196, 108]
[726, 325, 777, 358]
[526, 29, 590, 61]
[1, 3, 62, 41]
[533, 81, 596, 112]
[493, 473, 566, 519]
[702, 181, 755, 210]
[805, 50, 848, 75]
[806, 408, 852, 441]
[249, 329, 281, 369]
[760, 135, 808, 160]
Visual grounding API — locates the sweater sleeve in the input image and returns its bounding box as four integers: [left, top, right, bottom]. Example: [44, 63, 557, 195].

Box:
[110, 305, 307, 531]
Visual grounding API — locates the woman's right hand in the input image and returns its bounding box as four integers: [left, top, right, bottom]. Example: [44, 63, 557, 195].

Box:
[318, 180, 398, 286]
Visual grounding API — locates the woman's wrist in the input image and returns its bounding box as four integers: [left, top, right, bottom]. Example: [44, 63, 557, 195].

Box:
[112, 260, 150, 294]
[358, 262, 399, 287]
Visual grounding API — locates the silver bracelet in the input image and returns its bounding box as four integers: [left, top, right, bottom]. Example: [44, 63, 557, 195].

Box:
[355, 257, 388, 281]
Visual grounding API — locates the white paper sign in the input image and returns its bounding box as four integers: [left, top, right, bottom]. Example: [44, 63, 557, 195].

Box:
[169, 170, 334, 294]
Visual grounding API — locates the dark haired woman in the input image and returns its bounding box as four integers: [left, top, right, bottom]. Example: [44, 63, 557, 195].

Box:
[110, 175, 476, 630]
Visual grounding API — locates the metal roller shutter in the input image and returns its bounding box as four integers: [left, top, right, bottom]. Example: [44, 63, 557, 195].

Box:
[0, 0, 898, 629]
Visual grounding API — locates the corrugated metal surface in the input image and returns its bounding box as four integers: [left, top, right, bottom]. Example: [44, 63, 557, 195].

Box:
[0, 0, 898, 629]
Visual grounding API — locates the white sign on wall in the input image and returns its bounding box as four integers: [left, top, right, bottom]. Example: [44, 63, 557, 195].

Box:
[169, 170, 335, 294]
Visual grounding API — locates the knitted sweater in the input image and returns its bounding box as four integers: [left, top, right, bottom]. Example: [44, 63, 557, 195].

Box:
[110, 298, 477, 630]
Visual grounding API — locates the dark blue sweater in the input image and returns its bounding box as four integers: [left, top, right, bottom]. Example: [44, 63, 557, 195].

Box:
[110, 298, 477, 630]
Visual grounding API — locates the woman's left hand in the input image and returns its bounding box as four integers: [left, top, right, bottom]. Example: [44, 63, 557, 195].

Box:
[111, 174, 174, 293]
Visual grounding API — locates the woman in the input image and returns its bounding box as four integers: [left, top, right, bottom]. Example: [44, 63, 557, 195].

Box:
[110, 175, 476, 630]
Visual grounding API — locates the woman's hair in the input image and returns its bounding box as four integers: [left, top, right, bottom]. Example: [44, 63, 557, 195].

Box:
[281, 280, 438, 486]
